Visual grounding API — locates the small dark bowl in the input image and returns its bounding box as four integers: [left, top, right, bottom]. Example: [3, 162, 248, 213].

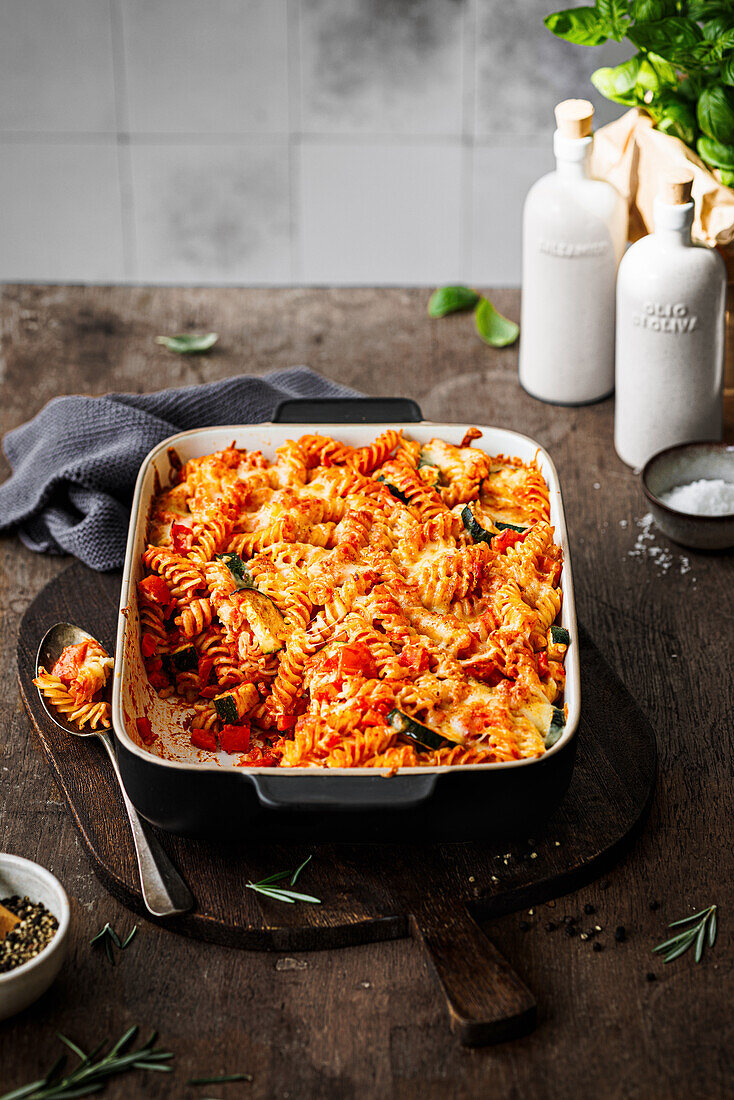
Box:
[641, 442, 734, 550]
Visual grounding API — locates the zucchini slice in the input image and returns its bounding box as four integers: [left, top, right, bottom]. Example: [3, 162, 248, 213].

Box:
[376, 476, 409, 504]
[214, 690, 242, 724]
[462, 503, 526, 542]
[171, 645, 198, 672]
[545, 706, 565, 749]
[215, 551, 253, 591]
[550, 625, 570, 647]
[387, 708, 455, 752]
[461, 503, 492, 544]
[238, 589, 287, 655]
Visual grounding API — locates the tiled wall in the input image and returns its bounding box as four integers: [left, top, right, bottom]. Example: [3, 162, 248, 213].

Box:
[0, 0, 627, 286]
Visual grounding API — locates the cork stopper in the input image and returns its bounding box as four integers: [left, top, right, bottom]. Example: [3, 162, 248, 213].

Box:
[554, 99, 594, 139]
[659, 173, 693, 205]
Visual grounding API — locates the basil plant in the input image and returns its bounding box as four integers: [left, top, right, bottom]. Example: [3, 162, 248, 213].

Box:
[545, 1, 734, 186]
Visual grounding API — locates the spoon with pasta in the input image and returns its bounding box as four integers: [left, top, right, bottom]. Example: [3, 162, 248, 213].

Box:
[35, 622, 193, 917]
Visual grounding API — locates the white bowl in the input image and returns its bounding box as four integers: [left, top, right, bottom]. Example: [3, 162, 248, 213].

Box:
[641, 442, 734, 550]
[0, 854, 70, 1021]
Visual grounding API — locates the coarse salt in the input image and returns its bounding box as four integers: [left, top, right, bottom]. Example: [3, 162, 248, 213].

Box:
[659, 478, 734, 517]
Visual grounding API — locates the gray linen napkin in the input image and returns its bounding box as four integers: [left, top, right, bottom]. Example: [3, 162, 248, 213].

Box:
[0, 367, 358, 571]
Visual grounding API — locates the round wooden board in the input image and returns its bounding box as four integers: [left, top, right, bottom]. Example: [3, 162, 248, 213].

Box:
[17, 563, 656, 1045]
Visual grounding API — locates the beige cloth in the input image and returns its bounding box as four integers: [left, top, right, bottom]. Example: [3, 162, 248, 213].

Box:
[590, 108, 734, 249]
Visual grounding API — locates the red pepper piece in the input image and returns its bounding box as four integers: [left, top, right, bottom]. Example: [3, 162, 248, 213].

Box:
[171, 520, 194, 554]
[397, 643, 430, 674]
[138, 575, 172, 605]
[135, 716, 157, 745]
[492, 528, 529, 553]
[219, 722, 251, 753]
[190, 727, 217, 752]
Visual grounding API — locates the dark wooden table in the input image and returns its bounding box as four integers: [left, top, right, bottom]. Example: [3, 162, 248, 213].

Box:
[1, 286, 732, 1099]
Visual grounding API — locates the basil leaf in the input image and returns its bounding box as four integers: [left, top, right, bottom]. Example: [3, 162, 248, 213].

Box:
[687, 1, 730, 18]
[631, 0, 676, 20]
[427, 286, 480, 318]
[628, 17, 702, 62]
[702, 18, 734, 49]
[474, 298, 519, 348]
[723, 55, 734, 87]
[155, 332, 218, 354]
[697, 134, 734, 170]
[638, 53, 678, 90]
[592, 55, 644, 104]
[596, 0, 629, 41]
[697, 85, 734, 145]
[591, 66, 637, 105]
[718, 168, 734, 188]
[655, 98, 697, 146]
[544, 7, 608, 46]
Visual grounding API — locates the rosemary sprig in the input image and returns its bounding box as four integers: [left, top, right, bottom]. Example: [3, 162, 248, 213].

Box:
[0, 1026, 173, 1100]
[90, 922, 137, 965]
[245, 855, 320, 905]
[653, 905, 718, 964]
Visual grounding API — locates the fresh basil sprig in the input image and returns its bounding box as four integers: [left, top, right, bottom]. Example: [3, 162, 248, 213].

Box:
[428, 286, 519, 348]
[155, 332, 218, 354]
[545, 1, 734, 186]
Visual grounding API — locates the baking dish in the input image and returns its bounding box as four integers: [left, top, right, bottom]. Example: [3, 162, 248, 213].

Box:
[111, 398, 580, 841]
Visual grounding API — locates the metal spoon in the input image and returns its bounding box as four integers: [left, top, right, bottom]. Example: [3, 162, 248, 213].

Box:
[36, 623, 194, 918]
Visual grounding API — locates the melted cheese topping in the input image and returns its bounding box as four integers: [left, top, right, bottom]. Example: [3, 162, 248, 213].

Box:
[139, 432, 568, 768]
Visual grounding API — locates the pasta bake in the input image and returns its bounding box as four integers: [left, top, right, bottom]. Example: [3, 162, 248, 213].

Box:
[137, 429, 569, 768]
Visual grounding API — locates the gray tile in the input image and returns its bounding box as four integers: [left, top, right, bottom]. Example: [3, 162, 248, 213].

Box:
[0, 0, 116, 132]
[129, 142, 291, 282]
[0, 143, 124, 280]
[476, 1, 630, 136]
[120, 0, 289, 133]
[300, 0, 465, 135]
[469, 143, 554, 285]
[299, 142, 463, 283]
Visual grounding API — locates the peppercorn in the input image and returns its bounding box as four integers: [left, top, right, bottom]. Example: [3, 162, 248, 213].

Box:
[593, 942, 603, 953]
[649, 900, 659, 911]
[646, 972, 656, 982]
[519, 920, 530, 932]
[0, 895, 58, 973]
[614, 925, 626, 943]
[565, 924, 577, 937]
[545, 921, 556, 932]
[584, 903, 595, 915]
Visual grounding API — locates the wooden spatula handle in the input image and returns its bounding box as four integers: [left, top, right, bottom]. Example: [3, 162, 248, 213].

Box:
[411, 906, 537, 1046]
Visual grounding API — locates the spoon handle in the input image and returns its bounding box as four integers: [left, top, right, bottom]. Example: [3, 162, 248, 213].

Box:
[98, 733, 194, 917]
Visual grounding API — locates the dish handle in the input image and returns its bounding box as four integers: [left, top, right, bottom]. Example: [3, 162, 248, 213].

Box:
[249, 773, 437, 812]
[411, 901, 537, 1046]
[272, 396, 423, 423]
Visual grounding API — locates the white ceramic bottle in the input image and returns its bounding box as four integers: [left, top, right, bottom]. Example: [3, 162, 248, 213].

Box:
[614, 175, 726, 469]
[520, 99, 628, 405]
